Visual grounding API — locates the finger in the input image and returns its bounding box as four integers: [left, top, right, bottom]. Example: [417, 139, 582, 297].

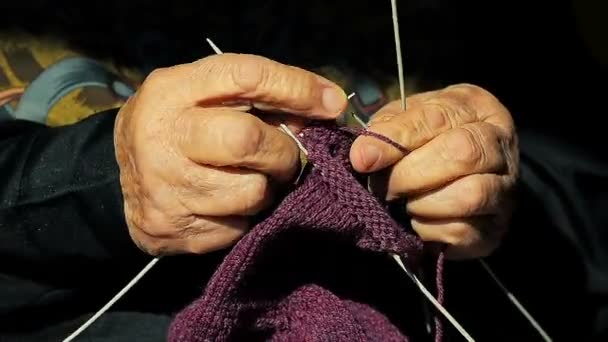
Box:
[386, 122, 508, 198]
[180, 215, 249, 254]
[144, 53, 347, 119]
[177, 164, 275, 217]
[411, 216, 506, 260]
[350, 84, 515, 173]
[406, 174, 509, 219]
[350, 94, 477, 173]
[176, 107, 300, 183]
[441, 83, 515, 134]
[129, 215, 248, 256]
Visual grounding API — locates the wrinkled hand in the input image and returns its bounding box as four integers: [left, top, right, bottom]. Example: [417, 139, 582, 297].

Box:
[350, 84, 518, 259]
[114, 53, 347, 256]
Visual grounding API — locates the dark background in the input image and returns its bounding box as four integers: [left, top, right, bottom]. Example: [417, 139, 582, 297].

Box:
[0, 0, 606, 158]
[0, 1, 606, 341]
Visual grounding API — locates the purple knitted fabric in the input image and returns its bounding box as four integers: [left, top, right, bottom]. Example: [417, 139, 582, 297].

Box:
[168, 123, 437, 342]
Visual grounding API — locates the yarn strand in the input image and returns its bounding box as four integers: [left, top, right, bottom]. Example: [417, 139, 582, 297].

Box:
[392, 254, 474, 342]
[280, 117, 475, 342]
[348, 114, 474, 341]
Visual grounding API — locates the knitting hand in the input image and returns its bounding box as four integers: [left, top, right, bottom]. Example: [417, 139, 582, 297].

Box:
[114, 53, 347, 255]
[350, 84, 518, 259]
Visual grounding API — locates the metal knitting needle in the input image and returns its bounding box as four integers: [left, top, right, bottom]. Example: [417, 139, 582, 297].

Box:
[350, 112, 473, 341]
[353, 108, 549, 341]
[63, 257, 161, 342]
[207, 35, 477, 341]
[63, 37, 226, 342]
[387, 1, 552, 339]
[390, 0, 406, 111]
[350, 112, 432, 335]
[351, 122, 552, 339]
[279, 120, 474, 341]
[205, 38, 305, 153]
[480, 259, 553, 342]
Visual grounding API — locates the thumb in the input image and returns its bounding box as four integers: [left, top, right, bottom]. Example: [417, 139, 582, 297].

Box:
[153, 53, 347, 120]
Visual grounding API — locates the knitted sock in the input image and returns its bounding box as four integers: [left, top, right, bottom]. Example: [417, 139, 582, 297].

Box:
[168, 122, 438, 342]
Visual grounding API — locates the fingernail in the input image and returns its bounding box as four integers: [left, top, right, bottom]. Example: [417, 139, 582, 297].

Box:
[360, 144, 382, 170]
[322, 87, 346, 114]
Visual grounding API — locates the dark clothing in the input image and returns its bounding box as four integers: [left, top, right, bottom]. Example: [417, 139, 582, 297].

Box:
[0, 111, 226, 341]
[1, 109, 607, 342]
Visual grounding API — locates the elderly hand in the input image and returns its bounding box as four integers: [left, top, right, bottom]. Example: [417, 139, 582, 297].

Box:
[114, 53, 347, 256]
[350, 84, 518, 259]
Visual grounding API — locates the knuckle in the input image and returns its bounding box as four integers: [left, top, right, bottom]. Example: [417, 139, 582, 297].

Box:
[462, 179, 488, 215]
[229, 54, 266, 93]
[241, 175, 270, 214]
[143, 67, 170, 87]
[137, 206, 160, 234]
[126, 206, 146, 232]
[476, 125, 506, 172]
[284, 70, 318, 109]
[446, 223, 477, 247]
[412, 104, 452, 139]
[139, 67, 172, 98]
[447, 83, 487, 99]
[126, 210, 169, 256]
[278, 142, 300, 179]
[369, 111, 397, 125]
[140, 238, 169, 257]
[442, 127, 482, 165]
[222, 116, 264, 161]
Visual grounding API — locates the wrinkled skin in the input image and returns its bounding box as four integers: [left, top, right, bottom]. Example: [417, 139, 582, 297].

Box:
[114, 53, 347, 256]
[350, 84, 519, 259]
[115, 54, 518, 260]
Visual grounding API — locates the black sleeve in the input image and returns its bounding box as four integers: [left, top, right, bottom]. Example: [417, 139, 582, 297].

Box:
[0, 109, 148, 323]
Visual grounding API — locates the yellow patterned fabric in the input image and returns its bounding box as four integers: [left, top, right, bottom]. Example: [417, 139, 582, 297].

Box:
[0, 31, 412, 129]
[0, 31, 143, 126]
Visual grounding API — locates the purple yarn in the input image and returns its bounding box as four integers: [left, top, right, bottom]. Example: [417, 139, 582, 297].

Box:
[168, 123, 443, 342]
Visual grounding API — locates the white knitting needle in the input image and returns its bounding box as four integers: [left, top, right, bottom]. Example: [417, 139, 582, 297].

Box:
[63, 257, 161, 342]
[206, 38, 223, 55]
[390, 0, 406, 111]
[349, 113, 473, 341]
[352, 109, 550, 342]
[386, 1, 552, 339]
[62, 37, 229, 342]
[479, 259, 553, 342]
[276, 113, 474, 341]
[206, 35, 477, 341]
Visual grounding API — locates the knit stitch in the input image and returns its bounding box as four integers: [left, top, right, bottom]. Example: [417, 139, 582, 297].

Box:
[168, 122, 441, 342]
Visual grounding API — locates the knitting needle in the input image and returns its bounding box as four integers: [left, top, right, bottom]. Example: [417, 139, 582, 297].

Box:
[349, 112, 473, 340]
[206, 37, 223, 54]
[351, 117, 551, 341]
[278, 114, 474, 341]
[390, 0, 406, 111]
[62, 36, 403, 342]
[202, 42, 434, 337]
[351, 112, 552, 341]
[205, 35, 477, 340]
[387, 1, 552, 339]
[62, 257, 161, 342]
[63, 37, 227, 342]
[479, 259, 553, 342]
